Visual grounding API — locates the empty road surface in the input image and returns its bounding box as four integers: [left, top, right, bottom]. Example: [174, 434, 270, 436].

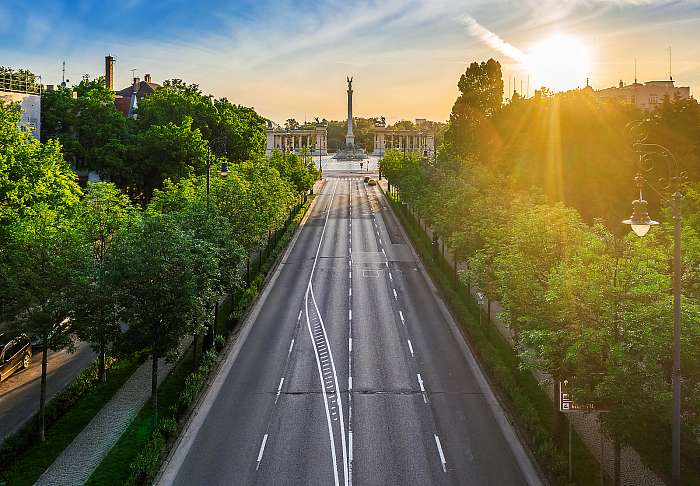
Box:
[159, 173, 541, 486]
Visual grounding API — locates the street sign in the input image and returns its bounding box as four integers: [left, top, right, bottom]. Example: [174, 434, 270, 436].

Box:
[559, 379, 595, 412]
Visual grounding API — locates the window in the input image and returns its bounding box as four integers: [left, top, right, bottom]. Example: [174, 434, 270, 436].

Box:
[649, 95, 659, 105]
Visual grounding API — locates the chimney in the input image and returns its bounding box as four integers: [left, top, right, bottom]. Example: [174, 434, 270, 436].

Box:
[144, 73, 151, 83]
[133, 77, 140, 86]
[105, 55, 115, 91]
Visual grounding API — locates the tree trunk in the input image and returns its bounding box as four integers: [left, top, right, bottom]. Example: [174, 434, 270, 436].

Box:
[151, 349, 159, 430]
[39, 345, 48, 442]
[98, 342, 106, 383]
[192, 334, 198, 372]
[614, 438, 621, 486]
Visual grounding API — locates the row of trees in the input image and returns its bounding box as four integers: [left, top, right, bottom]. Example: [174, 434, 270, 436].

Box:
[381, 59, 700, 481]
[1, 86, 318, 440]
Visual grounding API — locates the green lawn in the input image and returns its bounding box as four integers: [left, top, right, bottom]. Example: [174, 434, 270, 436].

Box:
[86, 346, 195, 486]
[0, 354, 144, 486]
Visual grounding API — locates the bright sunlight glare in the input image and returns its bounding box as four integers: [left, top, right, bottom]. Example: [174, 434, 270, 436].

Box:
[525, 34, 592, 92]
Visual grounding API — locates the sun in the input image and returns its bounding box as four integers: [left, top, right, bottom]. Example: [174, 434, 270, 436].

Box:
[525, 34, 592, 92]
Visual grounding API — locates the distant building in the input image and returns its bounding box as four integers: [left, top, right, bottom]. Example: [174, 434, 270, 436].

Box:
[114, 73, 160, 117]
[372, 118, 435, 157]
[265, 120, 328, 157]
[0, 72, 41, 139]
[596, 79, 690, 111]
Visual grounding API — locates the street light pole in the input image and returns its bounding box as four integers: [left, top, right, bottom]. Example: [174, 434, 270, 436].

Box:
[623, 126, 683, 486]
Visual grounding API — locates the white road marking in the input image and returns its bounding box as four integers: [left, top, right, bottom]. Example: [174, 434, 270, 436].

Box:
[388, 272, 393, 281]
[275, 377, 284, 404]
[434, 434, 447, 473]
[399, 310, 405, 324]
[297, 310, 302, 322]
[349, 309, 352, 320]
[349, 288, 352, 297]
[407, 339, 414, 357]
[288, 339, 295, 356]
[393, 288, 398, 300]
[349, 271, 352, 279]
[256, 434, 268, 470]
[303, 179, 346, 486]
[349, 338, 352, 352]
[417, 373, 427, 403]
[349, 376, 352, 390]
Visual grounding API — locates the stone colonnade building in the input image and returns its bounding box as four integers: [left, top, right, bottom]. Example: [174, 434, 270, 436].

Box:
[266, 122, 328, 157]
[372, 124, 435, 157]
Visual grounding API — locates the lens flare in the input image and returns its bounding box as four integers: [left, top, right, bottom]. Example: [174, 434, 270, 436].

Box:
[525, 34, 592, 92]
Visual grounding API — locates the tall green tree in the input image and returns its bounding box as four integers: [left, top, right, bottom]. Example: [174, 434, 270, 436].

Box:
[107, 213, 219, 426]
[72, 183, 138, 382]
[0, 102, 81, 230]
[0, 205, 90, 441]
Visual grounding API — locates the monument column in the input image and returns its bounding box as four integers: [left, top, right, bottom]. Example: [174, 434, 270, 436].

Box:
[345, 76, 354, 147]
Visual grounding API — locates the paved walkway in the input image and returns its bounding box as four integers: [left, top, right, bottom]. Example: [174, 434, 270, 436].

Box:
[35, 348, 185, 486]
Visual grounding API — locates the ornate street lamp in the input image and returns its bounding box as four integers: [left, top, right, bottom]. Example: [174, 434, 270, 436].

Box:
[623, 121, 684, 486]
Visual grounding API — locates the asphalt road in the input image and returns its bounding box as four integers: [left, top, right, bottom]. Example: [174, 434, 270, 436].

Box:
[0, 344, 95, 441]
[160, 173, 540, 486]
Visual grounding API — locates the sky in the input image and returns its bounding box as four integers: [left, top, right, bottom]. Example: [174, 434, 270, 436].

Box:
[2, 0, 699, 124]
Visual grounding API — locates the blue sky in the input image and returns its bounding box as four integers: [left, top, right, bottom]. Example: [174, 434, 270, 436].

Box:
[2, 0, 699, 123]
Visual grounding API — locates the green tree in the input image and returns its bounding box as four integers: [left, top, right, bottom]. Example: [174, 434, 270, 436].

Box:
[72, 183, 138, 382]
[444, 59, 503, 156]
[0, 205, 90, 441]
[0, 102, 82, 229]
[107, 213, 220, 426]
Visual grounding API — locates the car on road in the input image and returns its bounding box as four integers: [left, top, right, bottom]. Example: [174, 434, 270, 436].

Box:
[0, 333, 32, 381]
[363, 176, 370, 183]
[367, 178, 377, 186]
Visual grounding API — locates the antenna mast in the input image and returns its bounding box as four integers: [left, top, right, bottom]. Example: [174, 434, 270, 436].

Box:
[669, 46, 673, 81]
[634, 58, 637, 84]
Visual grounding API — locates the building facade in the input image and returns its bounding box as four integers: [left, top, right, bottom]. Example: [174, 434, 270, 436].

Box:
[0, 73, 41, 140]
[596, 79, 690, 111]
[372, 119, 435, 157]
[265, 122, 328, 157]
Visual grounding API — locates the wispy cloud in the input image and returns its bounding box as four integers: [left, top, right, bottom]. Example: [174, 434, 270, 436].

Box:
[463, 16, 527, 64]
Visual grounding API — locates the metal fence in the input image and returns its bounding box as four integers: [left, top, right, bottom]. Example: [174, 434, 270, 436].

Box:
[0, 73, 42, 95]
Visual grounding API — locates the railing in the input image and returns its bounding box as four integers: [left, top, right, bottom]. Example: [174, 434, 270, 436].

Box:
[0, 74, 42, 95]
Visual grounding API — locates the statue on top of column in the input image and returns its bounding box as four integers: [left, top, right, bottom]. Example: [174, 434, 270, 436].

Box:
[347, 76, 353, 90]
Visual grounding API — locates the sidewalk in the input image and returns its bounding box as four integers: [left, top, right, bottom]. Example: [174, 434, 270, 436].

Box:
[35, 348, 185, 486]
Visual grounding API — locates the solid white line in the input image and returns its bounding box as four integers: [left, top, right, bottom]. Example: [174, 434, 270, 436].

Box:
[407, 339, 414, 357]
[349, 338, 352, 352]
[304, 180, 343, 486]
[256, 434, 269, 470]
[310, 286, 349, 486]
[434, 434, 447, 473]
[349, 376, 352, 390]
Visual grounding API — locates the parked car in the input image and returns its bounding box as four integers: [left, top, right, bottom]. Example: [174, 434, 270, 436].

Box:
[367, 179, 377, 186]
[364, 176, 370, 183]
[30, 317, 71, 350]
[0, 333, 32, 381]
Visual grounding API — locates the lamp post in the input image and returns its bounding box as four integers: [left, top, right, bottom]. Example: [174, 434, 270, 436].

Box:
[204, 139, 229, 350]
[623, 124, 683, 486]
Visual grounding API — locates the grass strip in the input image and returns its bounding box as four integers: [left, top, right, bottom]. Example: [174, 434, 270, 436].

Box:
[0, 353, 145, 486]
[87, 196, 314, 485]
[387, 190, 603, 486]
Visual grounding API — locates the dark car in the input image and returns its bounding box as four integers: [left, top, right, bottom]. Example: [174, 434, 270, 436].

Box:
[364, 176, 370, 183]
[0, 333, 32, 381]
